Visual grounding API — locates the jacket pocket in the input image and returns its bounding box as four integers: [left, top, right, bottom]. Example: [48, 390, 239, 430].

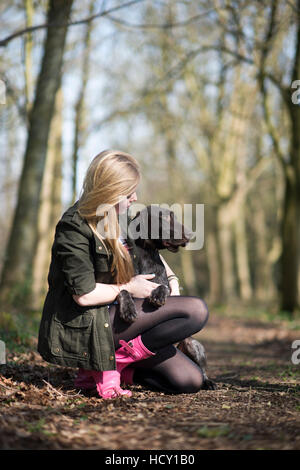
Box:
[50, 310, 93, 359]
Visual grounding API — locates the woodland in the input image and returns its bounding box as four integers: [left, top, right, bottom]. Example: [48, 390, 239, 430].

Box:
[0, 0, 299, 451]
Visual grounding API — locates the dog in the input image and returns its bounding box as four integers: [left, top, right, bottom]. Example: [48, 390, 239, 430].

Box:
[116, 205, 216, 390]
[117, 205, 191, 320]
[177, 336, 216, 390]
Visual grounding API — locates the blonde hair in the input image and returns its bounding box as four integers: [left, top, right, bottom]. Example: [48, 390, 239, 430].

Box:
[78, 149, 141, 284]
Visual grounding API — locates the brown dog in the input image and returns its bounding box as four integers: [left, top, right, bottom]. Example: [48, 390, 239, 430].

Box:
[117, 205, 216, 390]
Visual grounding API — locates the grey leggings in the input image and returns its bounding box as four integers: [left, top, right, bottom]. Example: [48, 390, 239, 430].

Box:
[108, 295, 209, 394]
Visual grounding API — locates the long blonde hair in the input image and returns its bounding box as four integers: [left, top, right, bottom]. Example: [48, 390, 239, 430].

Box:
[78, 149, 141, 284]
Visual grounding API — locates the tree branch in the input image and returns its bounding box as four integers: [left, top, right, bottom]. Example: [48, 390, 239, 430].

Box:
[260, 74, 287, 174]
[0, 0, 145, 47]
[256, 0, 287, 172]
[104, 8, 215, 30]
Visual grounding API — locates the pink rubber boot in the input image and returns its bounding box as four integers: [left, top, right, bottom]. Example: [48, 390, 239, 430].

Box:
[115, 336, 155, 374]
[96, 336, 155, 398]
[74, 335, 155, 399]
[74, 368, 132, 398]
[90, 370, 133, 399]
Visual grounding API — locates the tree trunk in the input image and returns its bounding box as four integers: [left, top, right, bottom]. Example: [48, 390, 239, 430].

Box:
[165, 138, 197, 293]
[179, 249, 197, 296]
[217, 203, 236, 300]
[251, 196, 276, 302]
[280, 170, 300, 312]
[71, 0, 94, 204]
[206, 208, 223, 304]
[259, 0, 300, 314]
[31, 88, 63, 310]
[24, 0, 34, 116]
[234, 201, 253, 301]
[280, 18, 300, 312]
[0, 0, 73, 309]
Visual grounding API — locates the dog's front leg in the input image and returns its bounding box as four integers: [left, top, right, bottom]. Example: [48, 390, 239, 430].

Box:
[116, 290, 138, 323]
[148, 284, 170, 307]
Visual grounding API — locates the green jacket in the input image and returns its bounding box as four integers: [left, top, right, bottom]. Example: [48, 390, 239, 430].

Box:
[37, 201, 140, 371]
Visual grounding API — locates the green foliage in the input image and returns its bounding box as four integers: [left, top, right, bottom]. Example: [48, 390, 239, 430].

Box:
[0, 311, 17, 332]
[5, 278, 33, 310]
[242, 434, 253, 441]
[0, 309, 40, 352]
[213, 304, 300, 330]
[25, 418, 46, 433]
[278, 366, 300, 381]
[196, 425, 231, 438]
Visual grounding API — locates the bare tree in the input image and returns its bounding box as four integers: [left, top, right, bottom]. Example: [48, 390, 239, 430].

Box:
[258, 0, 300, 313]
[0, 0, 73, 309]
[23, 0, 34, 116]
[32, 87, 63, 310]
[71, 0, 95, 204]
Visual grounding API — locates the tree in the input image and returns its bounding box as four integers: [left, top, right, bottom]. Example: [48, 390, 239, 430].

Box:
[0, 0, 73, 309]
[258, 0, 300, 313]
[31, 87, 63, 310]
[71, 0, 95, 205]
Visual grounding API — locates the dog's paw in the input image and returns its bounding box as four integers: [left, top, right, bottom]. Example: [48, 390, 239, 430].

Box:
[119, 304, 138, 323]
[148, 285, 170, 307]
[117, 290, 138, 324]
[177, 337, 207, 370]
[202, 378, 217, 390]
[177, 337, 216, 390]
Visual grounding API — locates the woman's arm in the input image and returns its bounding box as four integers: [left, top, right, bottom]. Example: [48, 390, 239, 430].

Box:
[159, 254, 180, 295]
[73, 274, 160, 307]
[73, 282, 123, 307]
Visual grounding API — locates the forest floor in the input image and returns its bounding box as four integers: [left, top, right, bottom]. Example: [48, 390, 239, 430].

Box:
[0, 305, 300, 451]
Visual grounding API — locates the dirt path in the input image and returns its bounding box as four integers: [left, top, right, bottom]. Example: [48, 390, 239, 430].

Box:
[0, 311, 299, 450]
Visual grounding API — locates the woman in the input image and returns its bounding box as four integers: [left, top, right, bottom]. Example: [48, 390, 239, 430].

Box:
[37, 149, 209, 399]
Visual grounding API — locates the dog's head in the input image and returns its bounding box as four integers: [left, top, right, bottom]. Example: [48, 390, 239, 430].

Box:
[128, 205, 193, 252]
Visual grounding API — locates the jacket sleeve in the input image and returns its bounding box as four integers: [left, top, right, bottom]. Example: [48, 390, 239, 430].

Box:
[55, 219, 96, 297]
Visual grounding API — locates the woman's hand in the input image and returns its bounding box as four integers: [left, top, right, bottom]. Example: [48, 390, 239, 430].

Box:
[122, 274, 161, 298]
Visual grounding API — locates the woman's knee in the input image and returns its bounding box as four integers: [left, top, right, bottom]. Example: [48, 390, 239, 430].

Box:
[185, 297, 209, 329]
[173, 367, 204, 394]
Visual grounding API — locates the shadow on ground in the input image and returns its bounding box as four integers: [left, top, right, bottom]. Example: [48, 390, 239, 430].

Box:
[0, 312, 300, 450]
